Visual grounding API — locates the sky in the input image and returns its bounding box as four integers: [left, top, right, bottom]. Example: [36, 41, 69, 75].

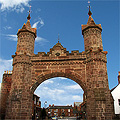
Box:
[0, 0, 119, 107]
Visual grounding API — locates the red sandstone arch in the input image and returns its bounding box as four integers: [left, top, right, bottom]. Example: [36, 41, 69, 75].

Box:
[3, 7, 115, 119]
[31, 71, 87, 94]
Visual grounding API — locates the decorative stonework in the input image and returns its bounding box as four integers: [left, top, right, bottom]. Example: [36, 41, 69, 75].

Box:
[2, 11, 115, 120]
[11, 89, 22, 101]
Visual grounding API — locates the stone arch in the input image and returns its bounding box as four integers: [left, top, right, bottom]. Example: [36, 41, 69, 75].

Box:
[30, 71, 87, 94]
[4, 9, 115, 119]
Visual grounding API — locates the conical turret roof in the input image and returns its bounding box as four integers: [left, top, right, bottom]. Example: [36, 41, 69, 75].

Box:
[87, 16, 96, 25]
[82, 8, 102, 35]
[17, 13, 36, 38]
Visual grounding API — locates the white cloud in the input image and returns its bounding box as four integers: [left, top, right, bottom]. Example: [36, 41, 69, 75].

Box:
[40, 20, 44, 26]
[4, 26, 12, 30]
[66, 84, 82, 90]
[58, 77, 68, 80]
[35, 86, 65, 105]
[72, 95, 83, 101]
[5, 34, 48, 46]
[35, 36, 45, 42]
[0, 0, 30, 12]
[35, 36, 48, 45]
[32, 21, 39, 28]
[34, 78, 83, 107]
[32, 18, 44, 29]
[35, 87, 65, 96]
[5, 34, 47, 42]
[43, 80, 54, 84]
[0, 58, 13, 83]
[6, 34, 17, 41]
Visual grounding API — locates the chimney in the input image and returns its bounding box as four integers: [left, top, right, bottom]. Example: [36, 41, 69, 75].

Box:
[118, 71, 120, 84]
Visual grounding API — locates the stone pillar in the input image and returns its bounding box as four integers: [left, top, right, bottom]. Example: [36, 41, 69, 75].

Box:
[5, 55, 33, 119]
[82, 10, 115, 119]
[85, 52, 115, 120]
[0, 73, 12, 119]
[5, 16, 36, 119]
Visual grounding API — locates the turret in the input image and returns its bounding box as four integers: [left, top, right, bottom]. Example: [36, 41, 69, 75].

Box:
[82, 6, 103, 52]
[5, 9, 35, 119]
[81, 3, 115, 120]
[16, 11, 36, 56]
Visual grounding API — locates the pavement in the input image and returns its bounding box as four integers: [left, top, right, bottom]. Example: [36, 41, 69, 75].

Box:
[58, 117, 76, 120]
[58, 118, 76, 120]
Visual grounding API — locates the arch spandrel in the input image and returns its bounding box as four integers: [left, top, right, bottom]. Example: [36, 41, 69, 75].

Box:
[31, 70, 87, 94]
[4, 6, 115, 119]
[31, 42, 87, 93]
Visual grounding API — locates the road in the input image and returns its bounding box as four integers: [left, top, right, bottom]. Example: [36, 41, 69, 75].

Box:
[58, 117, 76, 120]
[58, 118, 76, 120]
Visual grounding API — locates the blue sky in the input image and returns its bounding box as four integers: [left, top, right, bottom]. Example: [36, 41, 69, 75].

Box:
[0, 0, 119, 107]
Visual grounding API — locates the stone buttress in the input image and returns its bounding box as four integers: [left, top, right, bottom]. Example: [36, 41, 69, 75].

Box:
[5, 14, 36, 119]
[4, 7, 115, 120]
[82, 8, 115, 120]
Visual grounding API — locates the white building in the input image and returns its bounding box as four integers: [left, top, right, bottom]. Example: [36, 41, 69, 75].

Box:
[111, 80, 120, 115]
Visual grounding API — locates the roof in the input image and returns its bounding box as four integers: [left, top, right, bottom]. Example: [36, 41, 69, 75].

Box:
[47, 41, 68, 56]
[82, 15, 102, 35]
[74, 102, 82, 106]
[48, 105, 73, 109]
[33, 94, 40, 98]
[17, 20, 37, 37]
[111, 84, 120, 92]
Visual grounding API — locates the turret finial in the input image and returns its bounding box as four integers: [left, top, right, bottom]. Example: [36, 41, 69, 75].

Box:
[88, 1, 92, 16]
[27, 6, 32, 20]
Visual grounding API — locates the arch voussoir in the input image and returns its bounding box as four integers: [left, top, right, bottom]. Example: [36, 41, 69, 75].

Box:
[31, 70, 86, 93]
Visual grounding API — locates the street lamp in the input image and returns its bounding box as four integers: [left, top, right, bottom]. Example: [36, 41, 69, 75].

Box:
[44, 101, 47, 108]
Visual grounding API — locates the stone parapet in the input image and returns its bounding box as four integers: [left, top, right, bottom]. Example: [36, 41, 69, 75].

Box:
[31, 51, 86, 62]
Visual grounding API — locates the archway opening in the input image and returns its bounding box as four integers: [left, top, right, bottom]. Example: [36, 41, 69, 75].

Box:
[33, 77, 86, 119]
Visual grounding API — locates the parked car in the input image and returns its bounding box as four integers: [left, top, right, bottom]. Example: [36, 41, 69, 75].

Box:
[51, 116, 58, 120]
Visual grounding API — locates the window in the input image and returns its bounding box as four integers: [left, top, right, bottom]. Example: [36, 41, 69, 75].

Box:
[118, 99, 120, 106]
[34, 97, 36, 104]
[68, 109, 70, 112]
[54, 109, 58, 112]
[37, 100, 39, 105]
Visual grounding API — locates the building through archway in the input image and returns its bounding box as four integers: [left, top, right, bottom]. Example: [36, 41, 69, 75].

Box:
[34, 77, 84, 107]
[34, 77, 84, 118]
[1, 5, 115, 120]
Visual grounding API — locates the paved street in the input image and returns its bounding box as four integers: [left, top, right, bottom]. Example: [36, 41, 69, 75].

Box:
[58, 118, 85, 120]
[58, 118, 76, 120]
[58, 117, 76, 120]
